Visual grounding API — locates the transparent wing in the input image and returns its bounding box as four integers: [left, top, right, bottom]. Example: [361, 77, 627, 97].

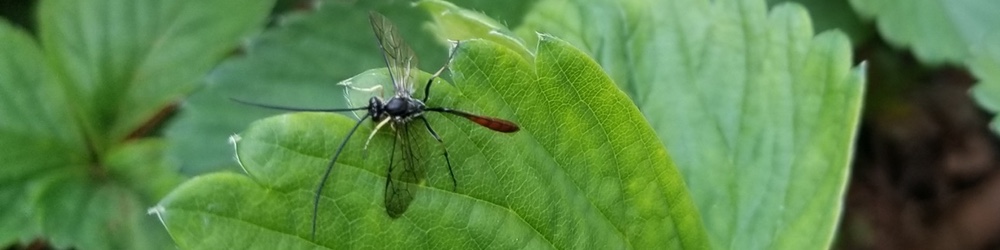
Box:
[384, 123, 427, 217]
[337, 70, 390, 119]
[369, 11, 418, 96]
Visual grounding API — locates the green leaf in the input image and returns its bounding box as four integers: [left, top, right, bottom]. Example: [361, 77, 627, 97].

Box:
[38, 0, 273, 150]
[155, 36, 709, 248]
[446, 0, 539, 28]
[1, 0, 271, 248]
[971, 32, 1000, 134]
[511, 0, 641, 93]
[848, 0, 1000, 64]
[106, 140, 187, 204]
[766, 0, 872, 46]
[502, 0, 865, 249]
[34, 140, 182, 249]
[0, 19, 83, 246]
[417, 0, 534, 60]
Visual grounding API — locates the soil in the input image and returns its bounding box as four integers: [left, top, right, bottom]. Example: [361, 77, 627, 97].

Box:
[838, 39, 1000, 250]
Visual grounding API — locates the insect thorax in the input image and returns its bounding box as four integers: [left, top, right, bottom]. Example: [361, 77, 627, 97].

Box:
[369, 96, 425, 123]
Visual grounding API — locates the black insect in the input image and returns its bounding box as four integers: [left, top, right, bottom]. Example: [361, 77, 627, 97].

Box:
[232, 11, 519, 240]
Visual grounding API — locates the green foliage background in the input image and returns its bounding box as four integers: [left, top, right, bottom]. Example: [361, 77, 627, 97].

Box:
[1, 0, 270, 248]
[1, 0, 996, 249]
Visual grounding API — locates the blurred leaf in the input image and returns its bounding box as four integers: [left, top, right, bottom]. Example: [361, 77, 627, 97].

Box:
[507, 0, 866, 249]
[766, 0, 872, 46]
[1, 0, 272, 248]
[449, 0, 538, 28]
[971, 32, 1000, 134]
[38, 0, 272, 150]
[106, 140, 186, 204]
[0, 19, 83, 246]
[155, 36, 708, 249]
[849, 0, 1000, 64]
[33, 140, 181, 249]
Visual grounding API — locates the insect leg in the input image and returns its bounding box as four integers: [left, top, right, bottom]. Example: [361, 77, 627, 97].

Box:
[363, 117, 392, 158]
[384, 128, 399, 211]
[385, 127, 419, 218]
[419, 117, 456, 191]
[423, 41, 462, 103]
[312, 113, 371, 240]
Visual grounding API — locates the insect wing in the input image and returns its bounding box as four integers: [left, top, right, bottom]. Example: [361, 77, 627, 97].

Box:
[337, 70, 392, 119]
[368, 11, 418, 96]
[384, 123, 430, 217]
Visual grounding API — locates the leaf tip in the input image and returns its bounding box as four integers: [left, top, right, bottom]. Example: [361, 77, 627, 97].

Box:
[535, 32, 556, 42]
[535, 32, 570, 51]
[229, 134, 250, 174]
[991, 120, 1000, 135]
[856, 60, 869, 74]
[228, 134, 242, 145]
[147, 205, 167, 226]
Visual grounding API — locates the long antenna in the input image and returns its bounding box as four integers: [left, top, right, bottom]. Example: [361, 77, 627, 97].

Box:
[231, 98, 368, 112]
[312, 113, 371, 240]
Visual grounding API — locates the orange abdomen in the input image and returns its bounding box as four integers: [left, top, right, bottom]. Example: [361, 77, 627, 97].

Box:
[467, 116, 520, 133]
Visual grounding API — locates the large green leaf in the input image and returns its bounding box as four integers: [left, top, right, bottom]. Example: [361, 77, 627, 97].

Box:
[155, 36, 708, 248]
[848, 0, 1000, 64]
[633, 5, 863, 249]
[492, 0, 865, 249]
[0, 0, 272, 248]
